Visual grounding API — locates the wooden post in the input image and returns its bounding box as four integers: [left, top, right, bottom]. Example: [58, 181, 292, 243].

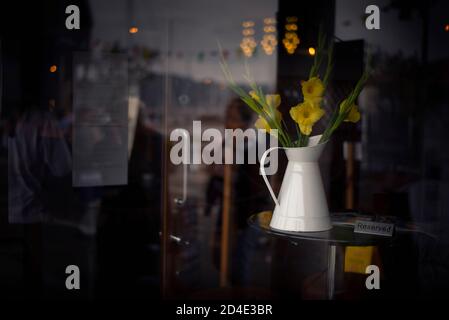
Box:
[345, 142, 355, 209]
[220, 163, 232, 287]
[161, 20, 173, 298]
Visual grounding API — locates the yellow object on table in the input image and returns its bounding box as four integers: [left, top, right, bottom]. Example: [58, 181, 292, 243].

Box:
[344, 246, 374, 274]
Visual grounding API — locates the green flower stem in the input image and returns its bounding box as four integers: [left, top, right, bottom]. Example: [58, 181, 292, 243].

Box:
[265, 116, 289, 147]
[323, 41, 334, 88]
[295, 123, 301, 144]
[319, 65, 370, 144]
[309, 29, 326, 79]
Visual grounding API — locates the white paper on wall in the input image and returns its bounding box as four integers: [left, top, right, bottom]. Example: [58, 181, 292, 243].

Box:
[72, 52, 128, 187]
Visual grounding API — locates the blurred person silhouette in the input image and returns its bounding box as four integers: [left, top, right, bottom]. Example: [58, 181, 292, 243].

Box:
[8, 103, 73, 224]
[4, 39, 79, 299]
[5, 0, 94, 229]
[5, 23, 75, 224]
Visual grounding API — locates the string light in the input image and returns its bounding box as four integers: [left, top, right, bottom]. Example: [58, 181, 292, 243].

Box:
[49, 65, 57, 73]
[261, 17, 277, 55]
[129, 27, 138, 34]
[285, 24, 297, 31]
[242, 29, 255, 36]
[264, 26, 276, 33]
[240, 20, 257, 57]
[283, 16, 299, 54]
[445, 24, 449, 32]
[308, 47, 316, 56]
[242, 21, 255, 28]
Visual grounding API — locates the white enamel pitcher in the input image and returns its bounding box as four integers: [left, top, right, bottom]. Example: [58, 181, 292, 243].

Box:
[260, 135, 332, 232]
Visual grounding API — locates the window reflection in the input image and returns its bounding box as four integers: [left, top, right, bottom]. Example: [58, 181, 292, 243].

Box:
[1, 0, 449, 301]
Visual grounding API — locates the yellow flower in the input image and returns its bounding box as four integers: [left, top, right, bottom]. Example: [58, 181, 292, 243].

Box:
[339, 99, 361, 123]
[265, 94, 281, 109]
[250, 91, 281, 110]
[289, 100, 325, 135]
[249, 90, 261, 103]
[250, 91, 282, 133]
[346, 106, 360, 123]
[254, 110, 282, 134]
[255, 117, 270, 132]
[301, 77, 324, 104]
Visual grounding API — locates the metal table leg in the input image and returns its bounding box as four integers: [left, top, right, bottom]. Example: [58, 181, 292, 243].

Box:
[327, 244, 336, 299]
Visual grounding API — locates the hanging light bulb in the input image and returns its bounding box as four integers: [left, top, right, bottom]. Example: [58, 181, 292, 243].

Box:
[283, 16, 299, 55]
[308, 47, 316, 56]
[240, 20, 257, 57]
[261, 17, 277, 55]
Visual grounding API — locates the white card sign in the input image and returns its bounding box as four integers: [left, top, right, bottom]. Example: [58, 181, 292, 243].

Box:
[354, 220, 394, 237]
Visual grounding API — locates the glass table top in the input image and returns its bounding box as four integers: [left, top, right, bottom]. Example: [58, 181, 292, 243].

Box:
[248, 211, 402, 246]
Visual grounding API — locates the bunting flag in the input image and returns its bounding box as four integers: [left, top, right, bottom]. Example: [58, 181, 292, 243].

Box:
[197, 52, 205, 62]
[90, 39, 269, 63]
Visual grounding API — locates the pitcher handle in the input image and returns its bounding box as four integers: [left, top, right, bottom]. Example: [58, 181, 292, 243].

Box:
[260, 146, 282, 207]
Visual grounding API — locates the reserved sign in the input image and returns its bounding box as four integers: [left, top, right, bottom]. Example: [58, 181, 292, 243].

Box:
[354, 220, 394, 237]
